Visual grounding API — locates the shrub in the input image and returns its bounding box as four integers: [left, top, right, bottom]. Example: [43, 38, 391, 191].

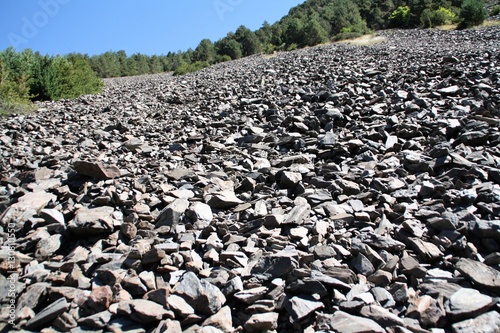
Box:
[173, 61, 209, 76]
[490, 5, 500, 16]
[421, 7, 458, 27]
[458, 0, 488, 29]
[390, 6, 412, 27]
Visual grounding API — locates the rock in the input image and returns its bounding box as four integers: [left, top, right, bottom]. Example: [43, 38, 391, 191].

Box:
[250, 249, 299, 280]
[52, 311, 78, 331]
[167, 294, 195, 317]
[456, 258, 500, 291]
[438, 85, 461, 96]
[407, 238, 443, 262]
[244, 312, 279, 332]
[280, 171, 302, 189]
[445, 288, 494, 320]
[451, 311, 500, 333]
[155, 199, 189, 227]
[316, 310, 385, 333]
[73, 160, 121, 180]
[205, 191, 243, 209]
[25, 297, 69, 330]
[117, 299, 172, 324]
[173, 271, 226, 316]
[1, 191, 56, 229]
[407, 295, 446, 328]
[3, 25, 500, 333]
[35, 234, 62, 259]
[78, 311, 113, 328]
[68, 206, 115, 235]
[201, 306, 233, 332]
[351, 253, 375, 276]
[83, 285, 113, 315]
[286, 295, 324, 321]
[359, 305, 405, 327]
[186, 202, 213, 223]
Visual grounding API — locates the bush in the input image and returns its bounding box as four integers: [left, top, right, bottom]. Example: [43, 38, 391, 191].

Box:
[390, 6, 412, 27]
[490, 5, 500, 16]
[458, 0, 488, 28]
[421, 7, 458, 27]
[173, 61, 209, 76]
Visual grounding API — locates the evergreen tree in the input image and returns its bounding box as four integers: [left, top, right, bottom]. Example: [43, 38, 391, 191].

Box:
[235, 25, 262, 56]
[194, 39, 216, 63]
[304, 17, 329, 46]
[458, 0, 487, 28]
[216, 35, 243, 60]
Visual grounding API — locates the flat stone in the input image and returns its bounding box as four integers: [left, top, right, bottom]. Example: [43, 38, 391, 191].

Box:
[68, 206, 115, 235]
[1, 191, 57, 228]
[407, 238, 443, 262]
[359, 305, 405, 327]
[25, 297, 69, 330]
[286, 295, 324, 320]
[244, 312, 279, 332]
[117, 299, 172, 324]
[445, 288, 494, 320]
[205, 190, 243, 209]
[456, 258, 500, 291]
[73, 160, 121, 180]
[317, 310, 385, 333]
[452, 311, 500, 333]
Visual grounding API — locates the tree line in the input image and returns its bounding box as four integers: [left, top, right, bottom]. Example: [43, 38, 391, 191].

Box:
[1, 0, 491, 113]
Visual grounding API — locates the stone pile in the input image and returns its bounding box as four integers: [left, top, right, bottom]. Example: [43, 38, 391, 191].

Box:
[0, 27, 499, 333]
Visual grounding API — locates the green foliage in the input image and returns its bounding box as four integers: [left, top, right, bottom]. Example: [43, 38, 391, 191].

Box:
[491, 5, 500, 16]
[282, 18, 305, 46]
[173, 61, 209, 76]
[326, 0, 369, 35]
[421, 6, 458, 26]
[303, 18, 329, 46]
[194, 39, 216, 63]
[235, 26, 262, 56]
[216, 35, 243, 60]
[390, 6, 412, 27]
[458, 0, 488, 28]
[0, 47, 103, 111]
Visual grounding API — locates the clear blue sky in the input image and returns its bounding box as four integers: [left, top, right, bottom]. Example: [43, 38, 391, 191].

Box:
[0, 0, 305, 56]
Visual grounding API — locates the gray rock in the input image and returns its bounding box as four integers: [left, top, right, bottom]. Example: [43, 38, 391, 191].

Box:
[117, 299, 173, 324]
[205, 191, 243, 209]
[359, 305, 405, 327]
[451, 311, 500, 333]
[173, 271, 226, 316]
[445, 288, 494, 320]
[456, 258, 500, 291]
[68, 206, 115, 235]
[25, 297, 69, 330]
[316, 310, 385, 333]
[244, 312, 278, 332]
[286, 295, 324, 321]
[155, 199, 189, 227]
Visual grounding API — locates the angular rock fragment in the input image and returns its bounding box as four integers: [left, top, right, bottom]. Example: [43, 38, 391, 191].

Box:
[73, 160, 121, 180]
[68, 206, 115, 235]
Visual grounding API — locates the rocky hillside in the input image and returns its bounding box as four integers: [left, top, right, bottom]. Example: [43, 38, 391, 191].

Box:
[1, 27, 499, 333]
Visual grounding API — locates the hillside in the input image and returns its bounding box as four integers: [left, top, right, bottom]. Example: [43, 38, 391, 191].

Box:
[1, 26, 499, 332]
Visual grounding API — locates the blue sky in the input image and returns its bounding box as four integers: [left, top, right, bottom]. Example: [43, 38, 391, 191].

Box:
[0, 0, 305, 56]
